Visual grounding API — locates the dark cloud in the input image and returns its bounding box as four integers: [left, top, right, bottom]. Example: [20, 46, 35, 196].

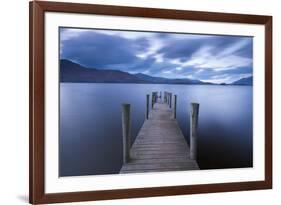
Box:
[235, 41, 253, 58]
[61, 31, 141, 69]
[114, 56, 156, 73]
[133, 37, 150, 53]
[217, 66, 253, 75]
[158, 35, 252, 60]
[158, 38, 204, 60]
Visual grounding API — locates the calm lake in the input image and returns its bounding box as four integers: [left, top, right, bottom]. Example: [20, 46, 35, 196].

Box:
[59, 83, 253, 177]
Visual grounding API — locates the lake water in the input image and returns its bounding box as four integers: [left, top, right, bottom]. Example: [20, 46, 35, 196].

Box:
[59, 83, 253, 177]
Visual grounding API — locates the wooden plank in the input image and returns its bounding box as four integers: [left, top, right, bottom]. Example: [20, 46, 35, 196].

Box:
[121, 164, 198, 171]
[120, 100, 199, 174]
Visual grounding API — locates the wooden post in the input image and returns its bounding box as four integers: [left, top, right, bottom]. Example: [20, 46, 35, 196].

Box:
[146, 94, 149, 119]
[169, 93, 171, 107]
[190, 103, 199, 160]
[122, 104, 131, 164]
[174, 95, 177, 119]
[151, 92, 154, 109]
[152, 92, 158, 108]
[169, 93, 172, 108]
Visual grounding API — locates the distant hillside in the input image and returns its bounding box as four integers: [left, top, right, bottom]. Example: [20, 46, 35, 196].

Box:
[60, 59, 146, 83]
[134, 73, 169, 84]
[134, 73, 204, 84]
[232, 76, 253, 85]
[60, 59, 210, 85]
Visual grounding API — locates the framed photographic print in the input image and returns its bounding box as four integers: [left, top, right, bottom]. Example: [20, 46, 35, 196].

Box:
[29, 1, 272, 204]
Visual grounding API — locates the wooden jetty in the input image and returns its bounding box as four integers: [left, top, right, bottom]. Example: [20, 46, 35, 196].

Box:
[120, 92, 199, 174]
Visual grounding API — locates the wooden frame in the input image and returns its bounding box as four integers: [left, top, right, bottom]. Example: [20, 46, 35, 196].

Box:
[29, 1, 272, 204]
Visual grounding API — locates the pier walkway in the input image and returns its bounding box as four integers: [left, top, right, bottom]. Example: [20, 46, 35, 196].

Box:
[120, 98, 199, 174]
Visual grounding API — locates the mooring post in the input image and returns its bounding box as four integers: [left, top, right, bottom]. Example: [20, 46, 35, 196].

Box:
[167, 93, 169, 105]
[190, 103, 199, 160]
[168, 93, 171, 107]
[156, 92, 158, 102]
[146, 94, 149, 119]
[169, 93, 172, 108]
[154, 92, 157, 107]
[174, 95, 177, 119]
[122, 104, 131, 164]
[151, 92, 154, 109]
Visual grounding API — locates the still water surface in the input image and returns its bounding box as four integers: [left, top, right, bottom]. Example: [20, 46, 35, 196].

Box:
[60, 83, 253, 176]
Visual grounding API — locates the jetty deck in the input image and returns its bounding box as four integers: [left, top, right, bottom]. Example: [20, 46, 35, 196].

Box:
[120, 99, 199, 174]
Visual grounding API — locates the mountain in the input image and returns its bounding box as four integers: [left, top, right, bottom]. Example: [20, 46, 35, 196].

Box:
[60, 59, 146, 83]
[134, 73, 204, 84]
[232, 76, 253, 85]
[134, 73, 169, 83]
[60, 59, 209, 84]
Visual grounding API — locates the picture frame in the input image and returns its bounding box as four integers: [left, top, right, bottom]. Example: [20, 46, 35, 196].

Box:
[29, 1, 272, 204]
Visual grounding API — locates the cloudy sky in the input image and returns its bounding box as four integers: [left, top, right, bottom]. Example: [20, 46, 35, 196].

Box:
[60, 27, 253, 84]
